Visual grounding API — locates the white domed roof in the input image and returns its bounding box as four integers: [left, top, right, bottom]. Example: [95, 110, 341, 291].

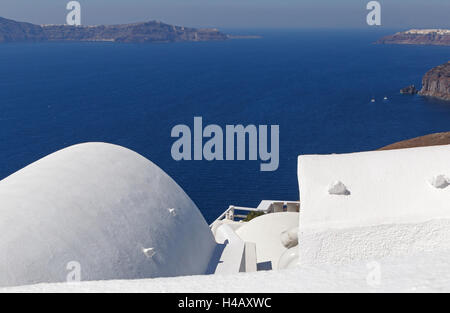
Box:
[0, 143, 216, 288]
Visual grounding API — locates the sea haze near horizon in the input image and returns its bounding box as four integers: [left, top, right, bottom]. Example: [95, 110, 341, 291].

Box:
[0, 29, 449, 222]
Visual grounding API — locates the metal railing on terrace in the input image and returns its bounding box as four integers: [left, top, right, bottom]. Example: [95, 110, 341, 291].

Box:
[210, 200, 300, 226]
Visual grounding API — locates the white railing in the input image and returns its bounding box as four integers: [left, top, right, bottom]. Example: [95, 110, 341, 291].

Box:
[210, 200, 300, 227]
[212, 205, 264, 225]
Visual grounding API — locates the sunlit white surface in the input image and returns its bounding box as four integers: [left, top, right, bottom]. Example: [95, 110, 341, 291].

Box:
[2, 144, 450, 292]
[0, 143, 216, 288]
[236, 212, 299, 269]
[3, 249, 450, 293]
[298, 145, 450, 265]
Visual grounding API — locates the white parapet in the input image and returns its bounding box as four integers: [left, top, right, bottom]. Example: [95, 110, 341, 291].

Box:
[297, 144, 450, 265]
[214, 224, 258, 274]
[214, 224, 246, 274]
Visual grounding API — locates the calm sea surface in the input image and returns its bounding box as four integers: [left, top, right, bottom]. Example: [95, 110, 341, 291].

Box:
[0, 29, 449, 222]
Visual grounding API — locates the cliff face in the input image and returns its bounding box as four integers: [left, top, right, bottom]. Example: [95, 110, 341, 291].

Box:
[0, 17, 228, 43]
[0, 17, 46, 42]
[377, 29, 450, 46]
[419, 62, 450, 101]
[42, 22, 228, 43]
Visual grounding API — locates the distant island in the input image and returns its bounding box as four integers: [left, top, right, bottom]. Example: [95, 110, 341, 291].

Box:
[0, 16, 228, 43]
[376, 29, 450, 46]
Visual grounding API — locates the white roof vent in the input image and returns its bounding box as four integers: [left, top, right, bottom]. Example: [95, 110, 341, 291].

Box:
[430, 175, 450, 189]
[328, 181, 350, 195]
[281, 227, 299, 249]
[142, 248, 156, 259]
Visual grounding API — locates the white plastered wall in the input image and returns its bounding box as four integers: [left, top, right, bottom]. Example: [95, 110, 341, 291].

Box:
[297, 145, 450, 265]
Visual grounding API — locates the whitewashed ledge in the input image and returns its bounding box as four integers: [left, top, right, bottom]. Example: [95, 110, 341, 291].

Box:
[3, 249, 450, 293]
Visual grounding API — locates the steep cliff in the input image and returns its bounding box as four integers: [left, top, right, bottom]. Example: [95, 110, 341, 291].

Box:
[377, 29, 450, 46]
[41, 22, 228, 43]
[419, 62, 450, 101]
[0, 17, 46, 42]
[0, 17, 228, 43]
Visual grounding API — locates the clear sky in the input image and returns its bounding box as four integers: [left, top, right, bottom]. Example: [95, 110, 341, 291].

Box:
[0, 0, 449, 29]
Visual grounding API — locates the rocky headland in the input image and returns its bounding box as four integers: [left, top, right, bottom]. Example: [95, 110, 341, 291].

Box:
[376, 29, 450, 46]
[0, 16, 228, 43]
[399, 62, 449, 101]
[400, 85, 419, 95]
[418, 62, 450, 101]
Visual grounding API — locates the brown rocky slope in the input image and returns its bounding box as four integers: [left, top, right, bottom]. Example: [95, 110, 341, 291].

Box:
[379, 132, 450, 151]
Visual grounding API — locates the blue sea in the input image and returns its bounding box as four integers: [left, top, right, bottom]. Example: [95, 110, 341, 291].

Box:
[0, 29, 449, 223]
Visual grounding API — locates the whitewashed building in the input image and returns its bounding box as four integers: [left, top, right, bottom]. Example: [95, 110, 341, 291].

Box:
[1, 143, 450, 292]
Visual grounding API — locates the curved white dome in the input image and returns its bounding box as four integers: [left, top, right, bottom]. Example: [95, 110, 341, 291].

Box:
[0, 143, 216, 288]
